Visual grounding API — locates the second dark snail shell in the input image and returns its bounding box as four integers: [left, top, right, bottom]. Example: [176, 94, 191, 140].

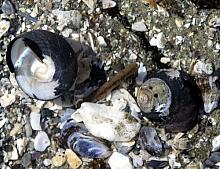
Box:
[6, 30, 78, 100]
[137, 69, 203, 132]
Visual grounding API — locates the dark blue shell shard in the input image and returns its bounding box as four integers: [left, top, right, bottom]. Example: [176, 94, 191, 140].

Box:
[61, 120, 111, 159]
[145, 160, 168, 169]
[69, 133, 111, 159]
[139, 126, 163, 156]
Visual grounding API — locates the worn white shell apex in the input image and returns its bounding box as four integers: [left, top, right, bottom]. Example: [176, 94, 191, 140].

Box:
[72, 89, 141, 141]
[108, 152, 133, 169]
[34, 131, 50, 152]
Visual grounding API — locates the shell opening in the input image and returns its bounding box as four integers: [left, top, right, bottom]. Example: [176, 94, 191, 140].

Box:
[10, 37, 59, 100]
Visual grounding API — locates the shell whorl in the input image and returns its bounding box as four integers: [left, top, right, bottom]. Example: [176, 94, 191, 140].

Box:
[6, 30, 78, 100]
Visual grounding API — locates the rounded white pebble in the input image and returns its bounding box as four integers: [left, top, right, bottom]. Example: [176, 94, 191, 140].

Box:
[43, 159, 52, 166]
[34, 131, 50, 152]
[108, 152, 133, 169]
[212, 135, 220, 151]
[132, 21, 147, 32]
[30, 112, 42, 130]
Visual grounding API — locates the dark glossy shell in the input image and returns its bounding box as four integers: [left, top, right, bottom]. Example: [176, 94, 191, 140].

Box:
[61, 120, 111, 159]
[137, 69, 203, 132]
[6, 30, 78, 100]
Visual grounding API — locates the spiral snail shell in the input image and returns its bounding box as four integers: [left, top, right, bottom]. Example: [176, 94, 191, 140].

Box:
[137, 69, 203, 132]
[6, 30, 78, 100]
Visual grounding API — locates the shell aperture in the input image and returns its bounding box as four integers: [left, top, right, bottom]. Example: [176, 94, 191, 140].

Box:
[6, 30, 78, 100]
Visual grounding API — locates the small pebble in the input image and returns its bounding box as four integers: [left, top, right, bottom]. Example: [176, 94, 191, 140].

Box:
[0, 20, 10, 38]
[149, 32, 166, 49]
[52, 153, 66, 167]
[108, 152, 133, 169]
[65, 149, 82, 169]
[10, 146, 19, 160]
[43, 158, 52, 166]
[160, 57, 171, 64]
[21, 153, 32, 167]
[212, 135, 220, 151]
[1, 0, 16, 14]
[0, 93, 16, 107]
[175, 17, 184, 28]
[25, 118, 33, 137]
[131, 21, 147, 32]
[129, 152, 143, 167]
[0, 118, 8, 128]
[193, 61, 214, 75]
[102, 0, 116, 9]
[175, 36, 184, 45]
[10, 123, 23, 136]
[82, 0, 97, 10]
[136, 62, 147, 85]
[34, 131, 51, 151]
[97, 36, 107, 47]
[30, 112, 42, 131]
[16, 138, 26, 155]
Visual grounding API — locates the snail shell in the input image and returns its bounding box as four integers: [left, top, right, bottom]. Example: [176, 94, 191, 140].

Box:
[137, 69, 203, 132]
[6, 30, 78, 100]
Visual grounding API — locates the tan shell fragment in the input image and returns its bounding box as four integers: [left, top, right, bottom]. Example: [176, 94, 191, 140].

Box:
[65, 149, 82, 169]
[0, 20, 10, 38]
[196, 76, 219, 113]
[52, 153, 66, 167]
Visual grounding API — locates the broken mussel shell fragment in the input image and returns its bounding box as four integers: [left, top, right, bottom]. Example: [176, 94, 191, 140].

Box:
[139, 126, 163, 156]
[61, 119, 112, 159]
[194, 68, 220, 113]
[137, 69, 203, 132]
[6, 30, 78, 100]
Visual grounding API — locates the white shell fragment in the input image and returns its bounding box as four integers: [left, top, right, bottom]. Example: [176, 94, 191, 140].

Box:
[193, 60, 214, 75]
[10, 146, 19, 160]
[34, 131, 50, 152]
[0, 118, 8, 128]
[212, 135, 220, 152]
[52, 10, 82, 30]
[30, 112, 42, 130]
[82, 0, 97, 10]
[0, 93, 16, 107]
[16, 138, 26, 155]
[108, 152, 133, 169]
[131, 21, 147, 32]
[149, 32, 166, 49]
[97, 36, 107, 47]
[73, 89, 141, 141]
[101, 0, 116, 9]
[196, 76, 219, 113]
[0, 20, 10, 38]
[136, 62, 147, 85]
